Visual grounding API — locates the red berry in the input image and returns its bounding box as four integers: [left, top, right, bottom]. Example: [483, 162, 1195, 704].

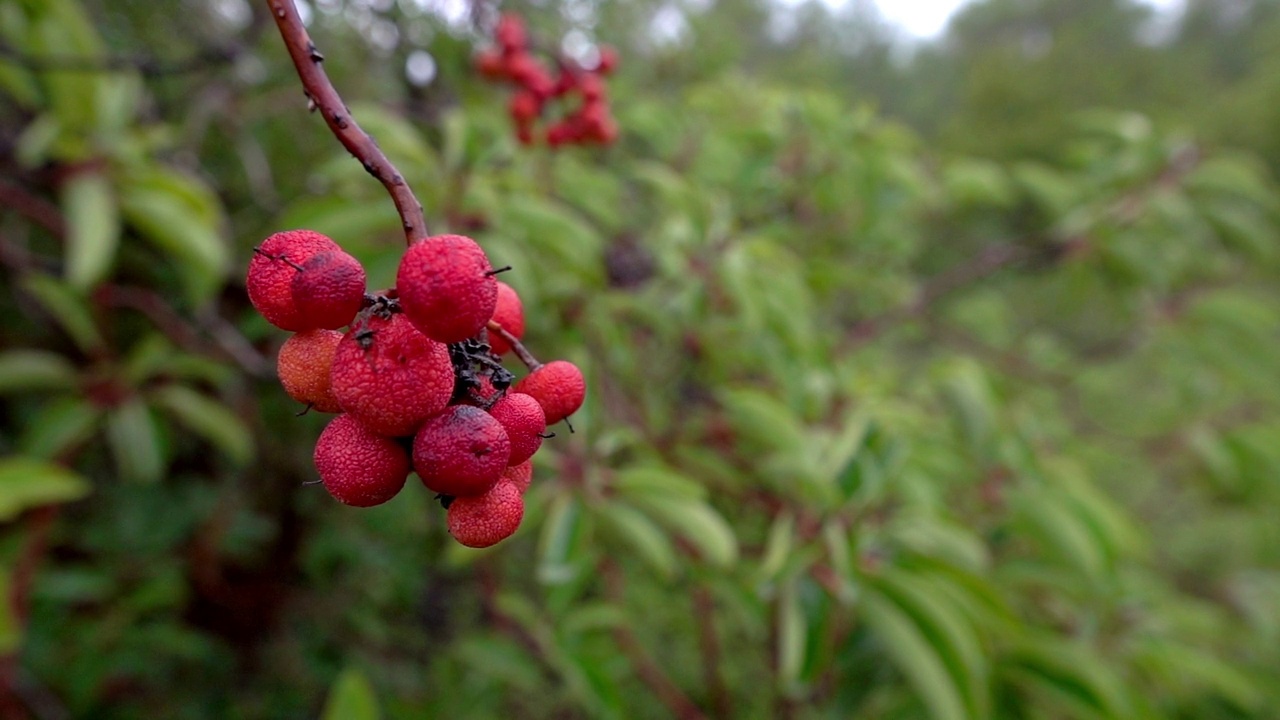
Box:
[396, 235, 499, 344]
[291, 250, 366, 330]
[503, 461, 533, 494]
[596, 46, 618, 75]
[447, 479, 524, 547]
[509, 90, 541, 123]
[495, 13, 526, 52]
[487, 281, 525, 356]
[579, 74, 605, 102]
[475, 50, 506, 79]
[277, 329, 343, 413]
[330, 313, 454, 437]
[515, 360, 586, 424]
[487, 392, 545, 466]
[247, 229, 339, 331]
[413, 405, 511, 497]
[314, 414, 410, 507]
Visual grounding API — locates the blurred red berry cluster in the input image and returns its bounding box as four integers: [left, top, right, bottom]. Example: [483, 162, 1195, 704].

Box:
[474, 13, 618, 147]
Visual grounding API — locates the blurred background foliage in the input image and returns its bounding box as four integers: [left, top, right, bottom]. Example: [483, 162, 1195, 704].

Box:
[2, 0, 1280, 717]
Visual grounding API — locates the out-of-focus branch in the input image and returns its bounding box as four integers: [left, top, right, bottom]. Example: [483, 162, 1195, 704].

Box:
[264, 0, 428, 246]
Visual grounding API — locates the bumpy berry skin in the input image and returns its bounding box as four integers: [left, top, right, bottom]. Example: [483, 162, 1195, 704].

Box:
[514, 360, 586, 425]
[315, 414, 410, 507]
[291, 250, 366, 330]
[488, 281, 525, 356]
[396, 235, 498, 344]
[447, 479, 524, 548]
[277, 329, 343, 412]
[248, 230, 340, 331]
[503, 461, 533, 494]
[413, 405, 511, 497]
[488, 392, 545, 466]
[330, 313, 454, 437]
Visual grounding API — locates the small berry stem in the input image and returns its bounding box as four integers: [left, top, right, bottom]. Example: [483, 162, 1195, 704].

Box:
[264, 0, 429, 246]
[487, 319, 541, 371]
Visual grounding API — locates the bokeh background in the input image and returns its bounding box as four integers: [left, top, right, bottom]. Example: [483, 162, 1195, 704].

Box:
[2, 0, 1280, 717]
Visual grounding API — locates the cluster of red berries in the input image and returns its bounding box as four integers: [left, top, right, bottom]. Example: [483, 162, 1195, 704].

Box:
[246, 229, 586, 548]
[474, 13, 618, 147]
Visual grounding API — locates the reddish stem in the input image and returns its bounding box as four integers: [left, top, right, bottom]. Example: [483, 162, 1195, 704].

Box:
[264, 0, 428, 245]
[487, 320, 541, 371]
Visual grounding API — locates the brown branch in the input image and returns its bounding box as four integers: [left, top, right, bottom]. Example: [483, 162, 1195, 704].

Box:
[846, 243, 1029, 347]
[0, 181, 66, 237]
[264, 0, 428, 245]
[601, 561, 707, 720]
[692, 586, 732, 719]
[487, 320, 541, 371]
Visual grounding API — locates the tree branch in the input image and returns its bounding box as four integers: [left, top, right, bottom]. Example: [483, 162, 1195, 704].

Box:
[264, 0, 428, 246]
[601, 560, 708, 720]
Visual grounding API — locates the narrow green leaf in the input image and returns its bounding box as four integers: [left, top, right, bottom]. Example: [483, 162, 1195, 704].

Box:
[595, 501, 678, 579]
[321, 668, 380, 720]
[61, 171, 120, 289]
[0, 457, 91, 521]
[149, 385, 252, 465]
[628, 494, 738, 568]
[0, 570, 18, 654]
[862, 592, 967, 720]
[871, 569, 989, 718]
[0, 350, 78, 394]
[757, 511, 796, 585]
[538, 495, 584, 584]
[118, 174, 228, 305]
[18, 396, 101, 459]
[777, 577, 807, 690]
[20, 275, 105, 352]
[105, 399, 164, 483]
[612, 466, 707, 502]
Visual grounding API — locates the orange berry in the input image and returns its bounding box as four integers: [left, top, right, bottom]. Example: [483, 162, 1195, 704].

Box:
[277, 329, 343, 413]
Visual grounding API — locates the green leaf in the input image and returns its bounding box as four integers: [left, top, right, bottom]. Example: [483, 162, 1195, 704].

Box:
[777, 577, 807, 691]
[611, 466, 707, 502]
[595, 501, 678, 579]
[149, 385, 252, 465]
[0, 457, 91, 521]
[105, 399, 164, 483]
[118, 170, 228, 305]
[61, 171, 120, 289]
[18, 396, 101, 459]
[628, 494, 738, 568]
[757, 511, 796, 585]
[321, 668, 380, 720]
[862, 591, 967, 720]
[871, 569, 989, 719]
[0, 571, 18, 654]
[20, 274, 105, 352]
[538, 495, 585, 584]
[0, 350, 78, 394]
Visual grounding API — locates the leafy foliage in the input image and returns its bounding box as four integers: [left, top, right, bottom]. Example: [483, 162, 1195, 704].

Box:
[1, 0, 1279, 718]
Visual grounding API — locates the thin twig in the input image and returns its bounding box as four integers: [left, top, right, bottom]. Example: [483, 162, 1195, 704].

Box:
[601, 560, 707, 720]
[693, 585, 732, 719]
[264, 0, 428, 245]
[0, 42, 243, 76]
[487, 320, 541, 370]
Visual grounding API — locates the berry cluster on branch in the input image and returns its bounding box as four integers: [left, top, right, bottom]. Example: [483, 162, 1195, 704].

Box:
[475, 12, 618, 147]
[247, 229, 586, 548]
